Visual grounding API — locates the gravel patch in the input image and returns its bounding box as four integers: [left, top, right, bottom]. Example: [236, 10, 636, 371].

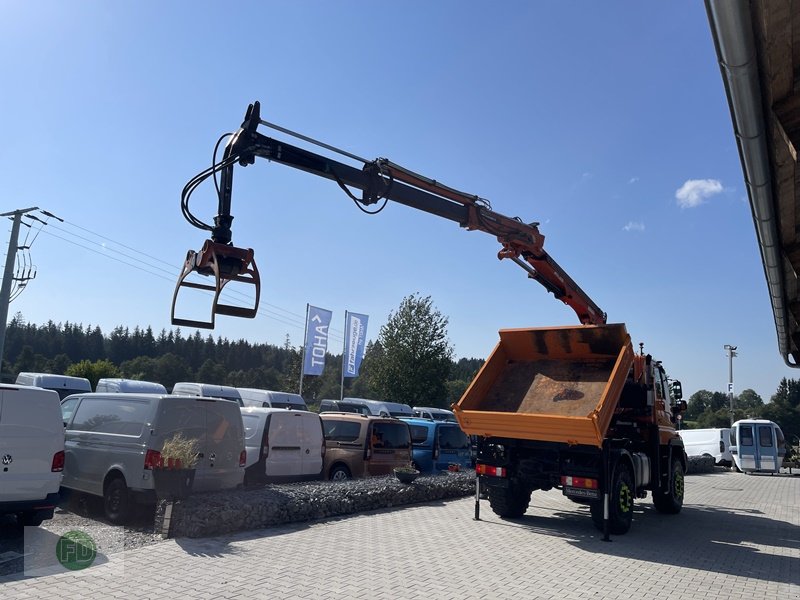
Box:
[159, 470, 475, 538]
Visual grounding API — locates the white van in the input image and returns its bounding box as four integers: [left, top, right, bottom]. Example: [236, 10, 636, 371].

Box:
[96, 378, 167, 394]
[342, 397, 413, 418]
[172, 382, 243, 406]
[238, 388, 308, 411]
[15, 372, 91, 400]
[730, 419, 786, 474]
[240, 407, 324, 485]
[413, 406, 457, 422]
[0, 384, 64, 526]
[60, 393, 246, 523]
[677, 428, 732, 466]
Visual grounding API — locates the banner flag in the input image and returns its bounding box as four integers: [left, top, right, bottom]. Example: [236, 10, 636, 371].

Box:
[343, 311, 369, 378]
[303, 305, 332, 376]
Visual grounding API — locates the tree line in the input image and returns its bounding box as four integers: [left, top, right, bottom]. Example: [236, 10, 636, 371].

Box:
[2, 295, 483, 409]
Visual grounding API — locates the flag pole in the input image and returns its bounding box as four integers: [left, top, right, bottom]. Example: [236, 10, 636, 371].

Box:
[299, 303, 309, 397]
[340, 310, 348, 400]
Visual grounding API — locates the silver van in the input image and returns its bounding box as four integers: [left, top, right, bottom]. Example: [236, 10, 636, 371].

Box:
[15, 372, 92, 400]
[96, 378, 167, 394]
[60, 393, 245, 523]
[238, 388, 308, 410]
[172, 382, 243, 406]
[342, 397, 413, 418]
[240, 407, 324, 485]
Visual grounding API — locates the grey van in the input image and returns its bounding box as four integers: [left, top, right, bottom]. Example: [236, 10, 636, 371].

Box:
[60, 393, 245, 523]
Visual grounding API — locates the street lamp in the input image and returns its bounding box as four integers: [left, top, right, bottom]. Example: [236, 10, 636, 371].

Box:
[724, 344, 737, 426]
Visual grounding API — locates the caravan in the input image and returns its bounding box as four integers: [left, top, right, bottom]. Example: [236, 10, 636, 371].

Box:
[730, 419, 786, 474]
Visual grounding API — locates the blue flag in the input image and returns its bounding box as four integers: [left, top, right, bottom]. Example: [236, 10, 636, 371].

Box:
[303, 305, 332, 376]
[343, 311, 369, 378]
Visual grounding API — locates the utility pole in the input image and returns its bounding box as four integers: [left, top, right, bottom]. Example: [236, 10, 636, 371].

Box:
[724, 344, 737, 426]
[0, 207, 39, 373]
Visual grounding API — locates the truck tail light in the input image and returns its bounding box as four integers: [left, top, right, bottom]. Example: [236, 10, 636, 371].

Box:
[476, 463, 506, 477]
[51, 451, 65, 472]
[560, 476, 599, 490]
[144, 449, 162, 470]
[239, 450, 247, 467]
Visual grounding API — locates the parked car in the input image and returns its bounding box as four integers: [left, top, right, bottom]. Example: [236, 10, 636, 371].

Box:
[96, 378, 167, 394]
[0, 384, 64, 526]
[320, 413, 411, 480]
[341, 397, 414, 417]
[60, 393, 246, 523]
[401, 417, 472, 472]
[319, 399, 371, 415]
[238, 388, 308, 411]
[240, 407, 324, 485]
[15, 372, 91, 400]
[677, 428, 733, 466]
[412, 407, 457, 422]
[730, 419, 786, 474]
[172, 382, 243, 405]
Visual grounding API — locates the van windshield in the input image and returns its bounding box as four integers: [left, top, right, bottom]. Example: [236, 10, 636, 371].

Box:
[431, 412, 454, 422]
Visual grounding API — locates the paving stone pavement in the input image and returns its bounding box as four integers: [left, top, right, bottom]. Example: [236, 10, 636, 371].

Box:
[1, 470, 798, 599]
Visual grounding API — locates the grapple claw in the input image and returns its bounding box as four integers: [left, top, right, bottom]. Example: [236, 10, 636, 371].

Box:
[171, 240, 260, 329]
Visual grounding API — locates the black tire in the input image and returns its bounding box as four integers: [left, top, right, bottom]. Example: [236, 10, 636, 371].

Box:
[653, 458, 685, 514]
[329, 464, 351, 481]
[103, 476, 130, 524]
[487, 482, 531, 518]
[591, 465, 634, 535]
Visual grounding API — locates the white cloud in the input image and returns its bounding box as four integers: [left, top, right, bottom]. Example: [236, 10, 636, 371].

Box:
[623, 221, 645, 232]
[675, 179, 723, 208]
[628, 177, 639, 184]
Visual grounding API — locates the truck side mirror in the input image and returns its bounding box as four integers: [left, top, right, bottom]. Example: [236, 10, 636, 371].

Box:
[671, 380, 683, 400]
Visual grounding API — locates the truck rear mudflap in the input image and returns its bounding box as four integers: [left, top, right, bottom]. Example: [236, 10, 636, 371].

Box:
[454, 324, 634, 448]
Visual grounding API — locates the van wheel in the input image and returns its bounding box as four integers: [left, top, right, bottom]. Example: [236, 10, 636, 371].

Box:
[591, 464, 634, 534]
[103, 476, 130, 524]
[329, 465, 351, 481]
[653, 458, 684, 515]
[488, 482, 531, 518]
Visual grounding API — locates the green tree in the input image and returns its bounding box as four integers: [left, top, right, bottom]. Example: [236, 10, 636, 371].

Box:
[735, 388, 763, 419]
[369, 294, 453, 405]
[66, 359, 120, 389]
[764, 378, 800, 451]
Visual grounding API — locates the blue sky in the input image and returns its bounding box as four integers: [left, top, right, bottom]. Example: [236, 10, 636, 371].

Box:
[0, 2, 791, 402]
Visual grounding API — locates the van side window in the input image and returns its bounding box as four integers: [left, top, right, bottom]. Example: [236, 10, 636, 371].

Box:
[61, 398, 80, 425]
[323, 420, 361, 442]
[71, 398, 150, 436]
[409, 425, 429, 445]
[758, 425, 773, 447]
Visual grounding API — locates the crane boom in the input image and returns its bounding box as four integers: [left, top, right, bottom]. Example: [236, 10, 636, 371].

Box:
[172, 101, 606, 329]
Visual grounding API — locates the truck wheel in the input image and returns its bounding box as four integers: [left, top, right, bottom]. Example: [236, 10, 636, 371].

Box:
[591, 465, 634, 534]
[103, 476, 130, 524]
[488, 483, 531, 518]
[653, 458, 684, 514]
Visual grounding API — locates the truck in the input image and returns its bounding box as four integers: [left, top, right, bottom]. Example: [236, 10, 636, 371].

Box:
[172, 101, 686, 535]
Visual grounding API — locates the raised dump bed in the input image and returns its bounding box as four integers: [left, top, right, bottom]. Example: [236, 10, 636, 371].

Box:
[453, 324, 633, 447]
